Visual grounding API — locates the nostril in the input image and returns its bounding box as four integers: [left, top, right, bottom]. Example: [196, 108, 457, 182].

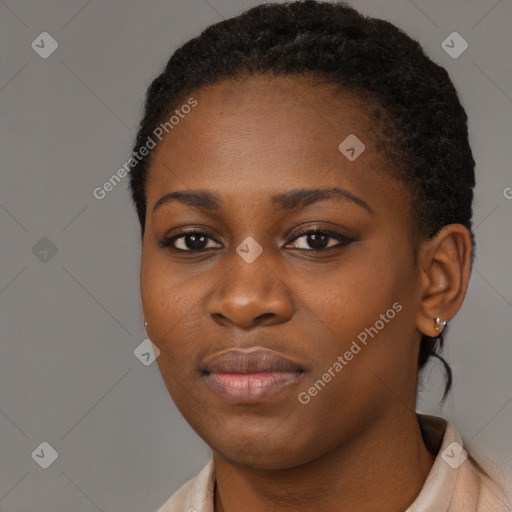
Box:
[256, 313, 275, 321]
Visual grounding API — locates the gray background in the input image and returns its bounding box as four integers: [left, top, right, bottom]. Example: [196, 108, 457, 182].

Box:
[1, 0, 511, 510]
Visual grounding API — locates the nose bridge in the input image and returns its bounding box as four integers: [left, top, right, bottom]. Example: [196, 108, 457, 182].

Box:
[207, 236, 293, 327]
[225, 235, 276, 296]
[235, 234, 266, 265]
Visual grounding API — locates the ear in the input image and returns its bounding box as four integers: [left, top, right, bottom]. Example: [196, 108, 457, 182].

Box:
[415, 224, 473, 338]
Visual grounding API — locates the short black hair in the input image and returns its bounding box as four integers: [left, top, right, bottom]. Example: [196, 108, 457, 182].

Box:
[128, 0, 476, 399]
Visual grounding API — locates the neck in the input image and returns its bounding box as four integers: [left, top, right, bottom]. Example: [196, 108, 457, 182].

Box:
[213, 411, 435, 512]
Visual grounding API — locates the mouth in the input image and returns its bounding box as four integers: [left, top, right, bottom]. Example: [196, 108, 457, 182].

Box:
[200, 348, 304, 404]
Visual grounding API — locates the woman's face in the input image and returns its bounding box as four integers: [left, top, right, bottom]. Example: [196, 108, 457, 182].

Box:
[140, 75, 425, 469]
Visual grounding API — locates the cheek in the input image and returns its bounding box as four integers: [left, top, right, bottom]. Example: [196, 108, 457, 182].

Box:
[296, 247, 417, 395]
[140, 251, 218, 388]
[299, 251, 398, 340]
[141, 245, 201, 331]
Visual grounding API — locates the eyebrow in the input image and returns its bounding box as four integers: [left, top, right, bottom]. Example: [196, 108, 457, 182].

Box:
[152, 187, 373, 215]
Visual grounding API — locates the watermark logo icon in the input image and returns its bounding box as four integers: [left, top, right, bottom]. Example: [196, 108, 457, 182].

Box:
[31, 441, 58, 469]
[32, 237, 58, 263]
[31, 32, 59, 59]
[339, 134, 365, 161]
[134, 338, 161, 366]
[441, 32, 468, 59]
[441, 441, 468, 469]
[236, 237, 263, 263]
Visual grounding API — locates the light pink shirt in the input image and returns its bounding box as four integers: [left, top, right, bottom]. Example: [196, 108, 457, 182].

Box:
[157, 414, 511, 512]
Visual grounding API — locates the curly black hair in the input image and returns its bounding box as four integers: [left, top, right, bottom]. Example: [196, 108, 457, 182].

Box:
[128, 0, 476, 400]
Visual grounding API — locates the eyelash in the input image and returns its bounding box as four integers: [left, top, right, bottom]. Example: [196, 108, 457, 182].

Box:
[158, 227, 354, 253]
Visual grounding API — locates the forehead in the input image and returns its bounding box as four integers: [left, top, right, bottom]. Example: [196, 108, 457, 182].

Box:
[151, 74, 375, 158]
[145, 74, 406, 215]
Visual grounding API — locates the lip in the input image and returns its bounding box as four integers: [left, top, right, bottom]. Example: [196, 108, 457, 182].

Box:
[201, 348, 304, 403]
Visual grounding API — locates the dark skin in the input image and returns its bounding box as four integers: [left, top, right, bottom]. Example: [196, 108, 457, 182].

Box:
[140, 75, 472, 511]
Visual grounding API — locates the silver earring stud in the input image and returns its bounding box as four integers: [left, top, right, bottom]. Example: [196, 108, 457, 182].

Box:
[144, 321, 148, 327]
[434, 317, 446, 333]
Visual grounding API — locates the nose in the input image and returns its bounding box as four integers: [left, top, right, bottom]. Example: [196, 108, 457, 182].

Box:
[206, 248, 294, 329]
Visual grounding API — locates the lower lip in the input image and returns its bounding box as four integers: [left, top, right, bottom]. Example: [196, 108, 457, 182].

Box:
[204, 371, 302, 403]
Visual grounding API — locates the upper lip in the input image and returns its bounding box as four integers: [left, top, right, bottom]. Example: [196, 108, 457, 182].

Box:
[201, 348, 303, 374]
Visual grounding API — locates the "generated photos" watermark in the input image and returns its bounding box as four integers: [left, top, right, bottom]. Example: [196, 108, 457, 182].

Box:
[298, 301, 403, 404]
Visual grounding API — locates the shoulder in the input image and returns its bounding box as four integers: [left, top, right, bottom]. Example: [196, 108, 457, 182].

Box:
[450, 454, 511, 512]
[410, 414, 511, 512]
[156, 459, 215, 512]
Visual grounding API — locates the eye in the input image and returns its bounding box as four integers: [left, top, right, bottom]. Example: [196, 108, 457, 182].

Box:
[158, 230, 221, 252]
[286, 228, 353, 251]
[159, 227, 354, 253]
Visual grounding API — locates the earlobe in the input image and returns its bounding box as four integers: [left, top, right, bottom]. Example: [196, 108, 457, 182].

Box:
[415, 224, 472, 337]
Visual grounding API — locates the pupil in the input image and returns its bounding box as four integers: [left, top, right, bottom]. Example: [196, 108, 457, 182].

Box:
[308, 233, 328, 249]
[186, 233, 207, 249]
